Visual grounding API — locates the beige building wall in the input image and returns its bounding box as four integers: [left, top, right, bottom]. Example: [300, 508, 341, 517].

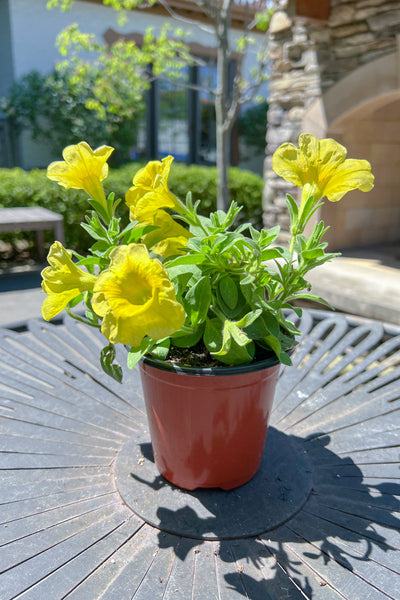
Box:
[303, 50, 400, 250]
[323, 97, 400, 248]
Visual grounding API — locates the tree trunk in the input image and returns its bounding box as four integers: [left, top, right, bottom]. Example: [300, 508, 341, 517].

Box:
[216, 112, 230, 212]
[215, 0, 233, 212]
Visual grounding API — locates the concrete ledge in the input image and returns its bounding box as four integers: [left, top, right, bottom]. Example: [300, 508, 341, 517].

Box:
[306, 253, 400, 325]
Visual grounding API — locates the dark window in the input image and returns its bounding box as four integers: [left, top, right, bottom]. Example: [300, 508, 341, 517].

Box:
[131, 56, 237, 166]
[198, 59, 217, 165]
[158, 69, 190, 161]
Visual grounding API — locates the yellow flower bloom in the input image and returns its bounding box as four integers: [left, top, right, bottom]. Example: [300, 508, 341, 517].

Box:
[41, 242, 97, 321]
[125, 155, 184, 222]
[272, 133, 374, 203]
[92, 244, 186, 346]
[47, 141, 114, 213]
[142, 209, 191, 258]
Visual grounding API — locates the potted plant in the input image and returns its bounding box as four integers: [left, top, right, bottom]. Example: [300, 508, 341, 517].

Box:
[41, 134, 374, 490]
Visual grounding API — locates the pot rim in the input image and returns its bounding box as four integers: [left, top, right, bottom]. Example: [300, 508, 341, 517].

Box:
[140, 352, 287, 376]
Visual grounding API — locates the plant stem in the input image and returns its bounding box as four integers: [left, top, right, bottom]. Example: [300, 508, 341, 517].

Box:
[66, 306, 100, 328]
[289, 234, 296, 256]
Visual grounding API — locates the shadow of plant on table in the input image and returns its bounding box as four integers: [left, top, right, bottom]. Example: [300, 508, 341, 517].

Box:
[130, 431, 400, 599]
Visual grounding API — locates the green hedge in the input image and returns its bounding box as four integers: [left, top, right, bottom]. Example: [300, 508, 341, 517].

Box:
[0, 162, 264, 257]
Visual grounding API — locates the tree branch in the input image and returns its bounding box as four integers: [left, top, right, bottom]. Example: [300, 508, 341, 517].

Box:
[156, 0, 215, 35]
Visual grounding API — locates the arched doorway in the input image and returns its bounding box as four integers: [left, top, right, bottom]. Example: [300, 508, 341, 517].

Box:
[303, 51, 400, 250]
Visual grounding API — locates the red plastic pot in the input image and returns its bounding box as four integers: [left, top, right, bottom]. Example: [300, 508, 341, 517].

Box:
[139, 356, 281, 491]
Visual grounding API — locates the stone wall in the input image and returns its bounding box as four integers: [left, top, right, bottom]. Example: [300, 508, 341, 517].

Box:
[263, 0, 400, 237]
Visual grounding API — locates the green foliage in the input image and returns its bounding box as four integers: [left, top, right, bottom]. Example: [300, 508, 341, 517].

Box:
[255, 7, 274, 32]
[0, 163, 264, 256]
[54, 21, 191, 123]
[157, 194, 338, 369]
[46, 0, 270, 213]
[1, 69, 142, 162]
[47, 0, 158, 25]
[160, 201, 296, 367]
[67, 177, 336, 375]
[168, 164, 264, 228]
[100, 344, 123, 382]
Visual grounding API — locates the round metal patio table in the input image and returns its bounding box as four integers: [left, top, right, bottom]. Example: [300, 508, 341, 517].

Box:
[0, 309, 399, 599]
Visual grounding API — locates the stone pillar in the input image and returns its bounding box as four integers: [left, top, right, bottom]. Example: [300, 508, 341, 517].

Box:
[263, 1, 323, 234]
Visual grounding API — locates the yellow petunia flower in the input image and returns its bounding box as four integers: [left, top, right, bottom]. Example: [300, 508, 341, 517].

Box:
[272, 133, 374, 204]
[125, 155, 185, 222]
[92, 243, 186, 347]
[142, 209, 192, 258]
[47, 141, 114, 215]
[41, 242, 97, 321]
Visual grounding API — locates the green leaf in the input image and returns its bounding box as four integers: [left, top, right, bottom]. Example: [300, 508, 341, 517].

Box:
[217, 276, 238, 310]
[80, 222, 109, 243]
[204, 318, 255, 365]
[261, 334, 282, 362]
[84, 309, 98, 325]
[243, 310, 280, 339]
[210, 210, 226, 227]
[288, 293, 334, 310]
[279, 350, 293, 366]
[150, 338, 170, 360]
[301, 248, 325, 260]
[108, 215, 120, 238]
[286, 194, 298, 228]
[235, 223, 251, 235]
[100, 344, 122, 383]
[68, 294, 83, 308]
[170, 272, 193, 300]
[204, 318, 224, 354]
[286, 305, 302, 318]
[171, 323, 204, 348]
[240, 275, 257, 305]
[184, 276, 211, 325]
[211, 232, 249, 256]
[216, 281, 247, 319]
[235, 309, 263, 329]
[115, 220, 137, 238]
[260, 248, 285, 262]
[280, 317, 301, 336]
[76, 256, 105, 267]
[259, 226, 280, 247]
[262, 311, 281, 337]
[127, 338, 153, 370]
[249, 225, 261, 242]
[122, 224, 158, 244]
[167, 254, 206, 267]
[83, 208, 111, 236]
[166, 264, 198, 280]
[278, 246, 292, 262]
[90, 239, 115, 256]
[241, 274, 256, 286]
[294, 235, 307, 253]
[229, 323, 251, 347]
[244, 316, 268, 339]
[106, 192, 116, 220]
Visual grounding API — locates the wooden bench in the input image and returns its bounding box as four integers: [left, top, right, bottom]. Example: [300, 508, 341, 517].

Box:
[0, 206, 65, 260]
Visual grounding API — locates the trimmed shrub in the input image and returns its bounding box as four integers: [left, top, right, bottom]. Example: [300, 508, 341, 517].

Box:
[0, 162, 264, 258]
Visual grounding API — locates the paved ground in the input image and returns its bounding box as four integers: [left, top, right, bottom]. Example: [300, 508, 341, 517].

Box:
[1, 243, 400, 328]
[305, 243, 400, 326]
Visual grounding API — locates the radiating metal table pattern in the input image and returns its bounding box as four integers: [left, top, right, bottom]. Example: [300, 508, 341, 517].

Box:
[0, 309, 399, 599]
